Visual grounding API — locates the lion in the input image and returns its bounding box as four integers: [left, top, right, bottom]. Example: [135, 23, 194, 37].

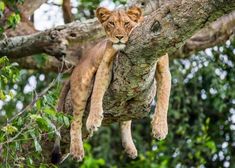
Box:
[52, 6, 171, 163]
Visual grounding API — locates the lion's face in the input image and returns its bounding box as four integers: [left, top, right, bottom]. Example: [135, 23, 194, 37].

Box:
[96, 7, 142, 50]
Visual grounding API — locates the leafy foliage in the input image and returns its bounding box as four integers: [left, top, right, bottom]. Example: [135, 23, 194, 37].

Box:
[0, 0, 23, 34]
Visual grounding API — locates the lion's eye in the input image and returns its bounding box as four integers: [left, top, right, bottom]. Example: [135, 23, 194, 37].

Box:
[124, 22, 130, 27]
[108, 21, 115, 26]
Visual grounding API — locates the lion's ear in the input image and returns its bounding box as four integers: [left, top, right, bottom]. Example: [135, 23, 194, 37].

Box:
[127, 6, 142, 22]
[96, 7, 111, 23]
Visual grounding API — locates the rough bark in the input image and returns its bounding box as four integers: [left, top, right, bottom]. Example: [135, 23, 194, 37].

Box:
[0, 19, 104, 59]
[129, 0, 235, 58]
[175, 11, 235, 58]
[2, 0, 45, 36]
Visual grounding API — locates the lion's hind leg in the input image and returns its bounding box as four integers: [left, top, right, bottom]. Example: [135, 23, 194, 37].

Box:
[121, 120, 137, 159]
[70, 65, 95, 161]
[151, 54, 171, 140]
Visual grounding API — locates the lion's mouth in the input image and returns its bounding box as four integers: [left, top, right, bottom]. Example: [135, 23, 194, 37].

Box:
[112, 43, 126, 50]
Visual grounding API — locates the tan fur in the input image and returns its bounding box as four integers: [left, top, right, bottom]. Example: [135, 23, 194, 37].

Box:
[152, 54, 171, 140]
[121, 121, 137, 159]
[70, 7, 142, 161]
[69, 7, 171, 161]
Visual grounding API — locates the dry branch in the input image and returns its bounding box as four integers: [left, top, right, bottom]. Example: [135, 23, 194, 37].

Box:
[0, 19, 104, 59]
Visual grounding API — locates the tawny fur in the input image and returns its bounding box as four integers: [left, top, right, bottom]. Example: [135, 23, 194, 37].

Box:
[152, 54, 171, 140]
[54, 7, 171, 162]
[69, 7, 143, 161]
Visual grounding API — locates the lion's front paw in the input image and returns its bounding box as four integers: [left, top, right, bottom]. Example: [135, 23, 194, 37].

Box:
[70, 141, 84, 161]
[86, 113, 103, 137]
[151, 120, 168, 140]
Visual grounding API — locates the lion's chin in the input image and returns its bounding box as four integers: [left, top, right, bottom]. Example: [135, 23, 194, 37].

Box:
[112, 44, 126, 51]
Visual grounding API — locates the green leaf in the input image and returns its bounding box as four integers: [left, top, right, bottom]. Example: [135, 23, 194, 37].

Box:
[36, 117, 49, 130]
[7, 12, 21, 28]
[206, 141, 217, 153]
[34, 139, 42, 152]
[0, 90, 6, 100]
[44, 107, 56, 116]
[36, 99, 42, 110]
[1, 124, 18, 134]
[0, 56, 9, 65]
[0, 1, 5, 12]
[63, 116, 70, 127]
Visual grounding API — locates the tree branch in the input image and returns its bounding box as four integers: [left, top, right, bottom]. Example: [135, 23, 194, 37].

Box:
[62, 0, 74, 23]
[129, 0, 235, 58]
[0, 19, 104, 59]
[176, 11, 235, 58]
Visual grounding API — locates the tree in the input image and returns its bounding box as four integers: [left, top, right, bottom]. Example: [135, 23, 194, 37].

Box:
[0, 0, 234, 167]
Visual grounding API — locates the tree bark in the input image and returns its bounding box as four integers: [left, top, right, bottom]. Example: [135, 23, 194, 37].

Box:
[129, 0, 235, 58]
[175, 11, 235, 58]
[0, 19, 104, 59]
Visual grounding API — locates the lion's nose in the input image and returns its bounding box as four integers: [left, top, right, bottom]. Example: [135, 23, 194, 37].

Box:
[116, 35, 124, 40]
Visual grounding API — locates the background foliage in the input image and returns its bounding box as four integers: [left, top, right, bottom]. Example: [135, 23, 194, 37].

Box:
[0, 0, 234, 167]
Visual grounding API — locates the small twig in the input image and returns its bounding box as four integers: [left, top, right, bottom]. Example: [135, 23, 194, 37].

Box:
[1, 121, 33, 145]
[6, 80, 57, 124]
[1, 124, 63, 145]
[60, 153, 70, 164]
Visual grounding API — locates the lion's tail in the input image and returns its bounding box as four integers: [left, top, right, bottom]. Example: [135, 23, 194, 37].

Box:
[51, 134, 62, 164]
[51, 80, 70, 164]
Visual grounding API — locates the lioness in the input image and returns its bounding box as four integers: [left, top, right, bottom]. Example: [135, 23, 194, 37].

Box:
[52, 6, 171, 163]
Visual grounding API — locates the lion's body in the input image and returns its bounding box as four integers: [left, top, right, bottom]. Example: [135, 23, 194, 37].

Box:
[53, 7, 171, 163]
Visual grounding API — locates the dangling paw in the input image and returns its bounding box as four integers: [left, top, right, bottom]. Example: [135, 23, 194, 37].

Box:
[151, 120, 168, 140]
[70, 140, 84, 161]
[86, 113, 103, 137]
[124, 145, 138, 159]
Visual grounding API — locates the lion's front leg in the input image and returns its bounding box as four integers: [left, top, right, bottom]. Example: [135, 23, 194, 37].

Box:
[86, 47, 116, 137]
[151, 54, 171, 140]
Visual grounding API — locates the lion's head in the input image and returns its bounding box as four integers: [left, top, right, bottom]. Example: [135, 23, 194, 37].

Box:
[96, 6, 142, 50]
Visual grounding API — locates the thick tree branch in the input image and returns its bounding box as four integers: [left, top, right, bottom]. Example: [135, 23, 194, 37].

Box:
[176, 11, 235, 58]
[0, 19, 104, 58]
[129, 0, 235, 58]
